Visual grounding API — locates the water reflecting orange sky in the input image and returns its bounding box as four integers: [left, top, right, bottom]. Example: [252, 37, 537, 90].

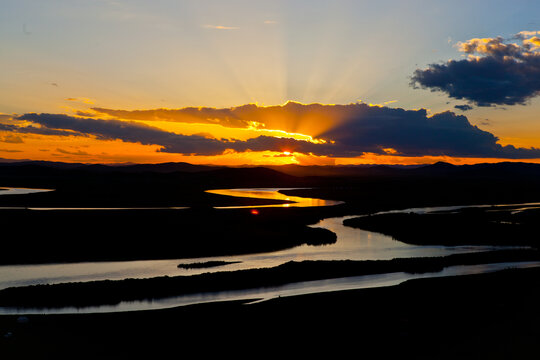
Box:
[206, 188, 343, 208]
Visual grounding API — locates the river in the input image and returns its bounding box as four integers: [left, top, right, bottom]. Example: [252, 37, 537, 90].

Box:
[0, 187, 537, 314]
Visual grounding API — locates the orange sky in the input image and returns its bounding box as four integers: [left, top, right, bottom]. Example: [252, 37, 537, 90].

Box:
[2, 2, 540, 166]
[3, 101, 540, 166]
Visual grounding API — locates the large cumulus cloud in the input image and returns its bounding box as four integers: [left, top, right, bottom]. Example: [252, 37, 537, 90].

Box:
[92, 102, 356, 137]
[318, 107, 540, 158]
[410, 33, 540, 107]
[17, 113, 239, 155]
[16, 113, 332, 156]
[11, 104, 540, 159]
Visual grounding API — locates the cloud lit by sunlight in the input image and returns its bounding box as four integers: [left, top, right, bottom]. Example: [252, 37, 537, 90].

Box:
[202, 24, 240, 30]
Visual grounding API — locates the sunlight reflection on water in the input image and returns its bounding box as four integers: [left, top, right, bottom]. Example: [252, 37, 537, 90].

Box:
[2, 261, 539, 315]
[0, 187, 537, 314]
[207, 188, 343, 208]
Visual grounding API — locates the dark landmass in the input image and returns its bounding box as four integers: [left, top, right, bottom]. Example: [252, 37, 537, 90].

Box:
[280, 161, 540, 213]
[1, 266, 539, 359]
[0, 162, 304, 207]
[343, 206, 540, 248]
[1, 249, 537, 308]
[2, 160, 540, 264]
[0, 207, 337, 265]
[3, 160, 540, 210]
[2, 160, 540, 357]
[177, 260, 241, 269]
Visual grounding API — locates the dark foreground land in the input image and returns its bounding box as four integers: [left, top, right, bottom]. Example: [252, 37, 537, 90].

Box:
[3, 160, 540, 358]
[343, 206, 540, 247]
[0, 207, 337, 265]
[1, 267, 539, 359]
[3, 160, 540, 264]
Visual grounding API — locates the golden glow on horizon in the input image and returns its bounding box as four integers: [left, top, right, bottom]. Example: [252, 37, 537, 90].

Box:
[3, 129, 540, 167]
[129, 119, 326, 144]
[4, 100, 540, 167]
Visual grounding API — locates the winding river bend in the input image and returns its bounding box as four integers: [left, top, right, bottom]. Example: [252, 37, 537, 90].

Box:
[0, 187, 538, 314]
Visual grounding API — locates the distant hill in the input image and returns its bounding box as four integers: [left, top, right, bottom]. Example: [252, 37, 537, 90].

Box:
[2, 159, 540, 183]
[3, 159, 540, 207]
[266, 164, 422, 177]
[0, 160, 302, 190]
[407, 161, 540, 180]
[0, 160, 222, 174]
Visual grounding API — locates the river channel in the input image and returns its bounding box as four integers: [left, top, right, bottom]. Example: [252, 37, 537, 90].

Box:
[0, 187, 537, 314]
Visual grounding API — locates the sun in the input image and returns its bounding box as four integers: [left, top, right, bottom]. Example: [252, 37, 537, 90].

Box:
[283, 151, 291, 156]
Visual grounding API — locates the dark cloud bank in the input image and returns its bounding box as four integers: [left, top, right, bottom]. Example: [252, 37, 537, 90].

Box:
[13, 102, 540, 159]
[411, 35, 540, 107]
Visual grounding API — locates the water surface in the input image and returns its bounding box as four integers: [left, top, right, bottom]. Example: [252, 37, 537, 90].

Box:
[207, 188, 343, 208]
[1, 261, 538, 315]
[0, 187, 535, 314]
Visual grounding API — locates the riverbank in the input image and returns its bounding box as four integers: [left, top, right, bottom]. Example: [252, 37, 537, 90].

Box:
[1, 266, 539, 359]
[1, 249, 537, 308]
[0, 207, 338, 265]
[343, 205, 540, 248]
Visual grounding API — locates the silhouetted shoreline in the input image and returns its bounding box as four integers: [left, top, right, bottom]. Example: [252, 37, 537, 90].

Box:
[2, 161, 540, 357]
[1, 266, 539, 358]
[343, 206, 540, 248]
[0, 208, 337, 265]
[1, 249, 537, 308]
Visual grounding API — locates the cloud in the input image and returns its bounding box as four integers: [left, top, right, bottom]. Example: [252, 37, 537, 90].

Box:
[56, 148, 90, 156]
[91, 106, 252, 128]
[0, 123, 81, 137]
[524, 36, 540, 50]
[75, 110, 98, 117]
[315, 106, 540, 159]
[0, 114, 15, 123]
[515, 30, 540, 39]
[457, 37, 523, 58]
[411, 32, 540, 107]
[65, 97, 95, 105]
[0, 134, 24, 143]
[17, 113, 232, 155]
[93, 101, 401, 138]
[0, 148, 22, 153]
[13, 105, 540, 159]
[454, 104, 473, 111]
[203, 24, 239, 30]
[15, 113, 328, 156]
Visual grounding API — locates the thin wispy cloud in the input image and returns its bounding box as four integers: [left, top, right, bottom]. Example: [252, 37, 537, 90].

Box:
[202, 24, 239, 30]
[55, 148, 91, 156]
[65, 97, 95, 105]
[0, 134, 24, 144]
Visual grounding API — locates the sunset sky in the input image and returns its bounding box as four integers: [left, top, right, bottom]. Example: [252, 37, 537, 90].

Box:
[2, 0, 540, 165]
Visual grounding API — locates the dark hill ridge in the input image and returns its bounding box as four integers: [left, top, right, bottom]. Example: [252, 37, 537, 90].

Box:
[2, 160, 540, 184]
[2, 159, 540, 208]
[268, 161, 540, 180]
[0, 160, 223, 174]
[0, 162, 306, 207]
[2, 159, 540, 179]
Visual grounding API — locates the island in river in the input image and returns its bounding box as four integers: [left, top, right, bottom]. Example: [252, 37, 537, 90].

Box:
[1, 160, 540, 358]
